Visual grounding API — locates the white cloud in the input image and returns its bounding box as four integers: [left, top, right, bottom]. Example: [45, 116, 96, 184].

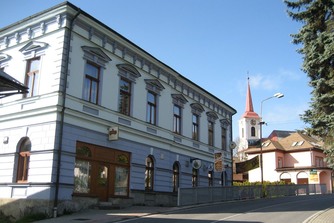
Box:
[248, 69, 304, 91]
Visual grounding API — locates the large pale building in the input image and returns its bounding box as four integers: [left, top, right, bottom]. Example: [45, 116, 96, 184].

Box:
[0, 2, 236, 218]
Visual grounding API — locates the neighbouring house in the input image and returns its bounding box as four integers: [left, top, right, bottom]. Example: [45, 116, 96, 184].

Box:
[0, 1, 236, 219]
[246, 131, 332, 193]
[235, 79, 333, 192]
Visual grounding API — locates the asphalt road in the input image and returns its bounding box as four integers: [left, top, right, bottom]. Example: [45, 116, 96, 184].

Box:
[118, 194, 334, 223]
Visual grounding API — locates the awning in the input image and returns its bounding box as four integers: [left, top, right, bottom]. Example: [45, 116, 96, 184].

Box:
[0, 70, 29, 98]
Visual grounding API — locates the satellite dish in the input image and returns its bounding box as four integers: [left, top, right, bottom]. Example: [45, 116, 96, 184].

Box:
[229, 141, 237, 149]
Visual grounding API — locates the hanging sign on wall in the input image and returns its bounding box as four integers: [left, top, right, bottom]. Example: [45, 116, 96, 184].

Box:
[108, 126, 119, 141]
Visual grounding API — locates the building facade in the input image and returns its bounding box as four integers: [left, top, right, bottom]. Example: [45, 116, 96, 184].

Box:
[246, 131, 333, 193]
[0, 2, 236, 217]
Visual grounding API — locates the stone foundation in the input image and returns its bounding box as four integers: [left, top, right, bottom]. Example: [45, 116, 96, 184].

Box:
[0, 191, 177, 221]
[0, 197, 98, 222]
[131, 190, 177, 206]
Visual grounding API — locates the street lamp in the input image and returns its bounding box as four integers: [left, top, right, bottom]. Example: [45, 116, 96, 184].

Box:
[259, 92, 284, 185]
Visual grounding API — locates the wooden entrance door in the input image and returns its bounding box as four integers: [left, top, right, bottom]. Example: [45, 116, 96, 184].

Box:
[95, 163, 109, 201]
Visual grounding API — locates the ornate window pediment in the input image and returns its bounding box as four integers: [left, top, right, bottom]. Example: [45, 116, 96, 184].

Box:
[171, 94, 188, 108]
[220, 118, 231, 128]
[190, 103, 204, 116]
[0, 53, 11, 62]
[145, 79, 164, 95]
[82, 46, 111, 68]
[0, 53, 11, 68]
[20, 41, 48, 58]
[117, 63, 141, 82]
[206, 111, 218, 122]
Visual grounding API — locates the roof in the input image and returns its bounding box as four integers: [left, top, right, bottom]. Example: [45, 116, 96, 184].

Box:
[279, 132, 323, 152]
[0, 70, 29, 98]
[268, 130, 295, 141]
[245, 131, 323, 154]
[241, 79, 259, 119]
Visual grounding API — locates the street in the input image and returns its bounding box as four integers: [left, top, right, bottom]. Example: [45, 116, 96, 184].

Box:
[118, 194, 334, 223]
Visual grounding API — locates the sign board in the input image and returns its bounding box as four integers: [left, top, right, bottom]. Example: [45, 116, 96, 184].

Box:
[309, 170, 319, 183]
[108, 126, 119, 141]
[214, 152, 223, 172]
[235, 155, 259, 174]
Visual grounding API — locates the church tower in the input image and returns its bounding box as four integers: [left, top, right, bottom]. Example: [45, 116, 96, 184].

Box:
[238, 79, 261, 155]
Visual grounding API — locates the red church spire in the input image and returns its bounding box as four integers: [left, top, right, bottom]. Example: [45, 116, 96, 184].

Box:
[242, 78, 260, 118]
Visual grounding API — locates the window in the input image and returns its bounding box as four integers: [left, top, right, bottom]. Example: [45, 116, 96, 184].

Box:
[74, 160, 92, 193]
[208, 171, 213, 186]
[116, 64, 141, 116]
[119, 78, 131, 115]
[25, 57, 40, 97]
[74, 146, 92, 193]
[192, 168, 198, 187]
[208, 121, 214, 146]
[192, 114, 199, 140]
[221, 127, 227, 150]
[147, 91, 157, 125]
[251, 127, 256, 137]
[315, 156, 324, 167]
[145, 79, 164, 125]
[171, 94, 188, 134]
[83, 62, 100, 104]
[172, 162, 180, 192]
[277, 157, 283, 168]
[207, 111, 218, 146]
[145, 156, 154, 191]
[114, 167, 129, 196]
[17, 138, 31, 182]
[20, 41, 49, 98]
[190, 103, 204, 140]
[173, 105, 182, 134]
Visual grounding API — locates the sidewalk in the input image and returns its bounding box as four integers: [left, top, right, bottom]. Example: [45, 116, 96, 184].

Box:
[36, 206, 178, 223]
[306, 207, 334, 223]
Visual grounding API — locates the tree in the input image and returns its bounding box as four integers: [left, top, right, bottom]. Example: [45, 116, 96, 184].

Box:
[284, 0, 334, 162]
[285, 0, 334, 166]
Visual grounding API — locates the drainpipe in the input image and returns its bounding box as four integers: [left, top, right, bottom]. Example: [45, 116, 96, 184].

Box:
[53, 8, 81, 218]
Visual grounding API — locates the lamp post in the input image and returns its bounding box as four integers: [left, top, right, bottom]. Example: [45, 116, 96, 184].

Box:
[259, 92, 284, 185]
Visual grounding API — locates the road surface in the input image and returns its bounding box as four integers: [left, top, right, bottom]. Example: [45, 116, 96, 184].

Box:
[118, 194, 334, 223]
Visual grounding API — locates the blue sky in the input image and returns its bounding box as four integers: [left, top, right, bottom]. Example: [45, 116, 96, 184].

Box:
[1, 0, 311, 139]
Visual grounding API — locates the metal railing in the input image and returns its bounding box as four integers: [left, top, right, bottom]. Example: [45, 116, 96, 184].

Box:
[177, 184, 327, 206]
[266, 184, 327, 198]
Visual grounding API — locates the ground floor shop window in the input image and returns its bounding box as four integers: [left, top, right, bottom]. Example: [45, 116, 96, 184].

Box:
[74, 141, 130, 201]
[115, 167, 129, 196]
[74, 160, 91, 193]
[192, 168, 198, 187]
[173, 161, 180, 192]
[208, 171, 213, 186]
[145, 155, 154, 191]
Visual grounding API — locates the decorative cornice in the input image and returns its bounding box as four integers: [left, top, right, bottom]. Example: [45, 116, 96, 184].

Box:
[0, 9, 235, 120]
[0, 13, 66, 50]
[72, 16, 234, 119]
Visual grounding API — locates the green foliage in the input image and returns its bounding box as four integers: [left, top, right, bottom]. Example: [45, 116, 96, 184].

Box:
[284, 0, 334, 168]
[233, 180, 290, 186]
[324, 143, 334, 169]
[0, 210, 14, 223]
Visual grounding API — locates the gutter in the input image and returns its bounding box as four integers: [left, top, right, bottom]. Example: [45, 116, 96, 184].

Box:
[53, 8, 81, 218]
